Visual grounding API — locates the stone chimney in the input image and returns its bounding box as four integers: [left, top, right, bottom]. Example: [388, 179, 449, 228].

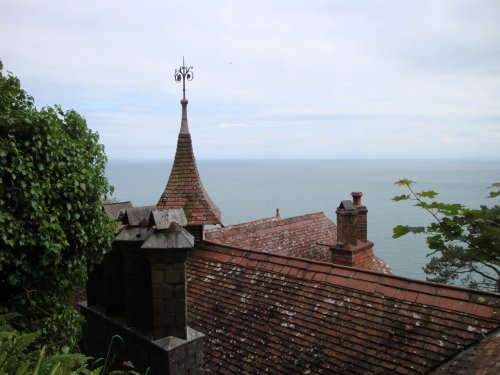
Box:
[80, 207, 205, 374]
[330, 192, 374, 270]
[142, 222, 194, 340]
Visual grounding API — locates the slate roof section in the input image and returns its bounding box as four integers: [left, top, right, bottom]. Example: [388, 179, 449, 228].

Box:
[122, 206, 156, 227]
[102, 201, 133, 220]
[186, 242, 500, 374]
[157, 120, 221, 226]
[205, 212, 391, 274]
[149, 208, 187, 229]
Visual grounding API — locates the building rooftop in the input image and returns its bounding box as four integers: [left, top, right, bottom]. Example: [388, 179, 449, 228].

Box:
[206, 212, 335, 261]
[206, 212, 391, 274]
[186, 241, 500, 374]
[94, 62, 500, 373]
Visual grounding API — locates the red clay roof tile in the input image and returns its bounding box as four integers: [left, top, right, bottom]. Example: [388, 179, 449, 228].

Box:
[206, 212, 393, 275]
[157, 131, 221, 225]
[187, 241, 500, 374]
[205, 212, 335, 261]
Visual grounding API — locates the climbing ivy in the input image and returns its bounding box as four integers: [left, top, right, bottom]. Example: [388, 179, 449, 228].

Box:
[0, 61, 115, 351]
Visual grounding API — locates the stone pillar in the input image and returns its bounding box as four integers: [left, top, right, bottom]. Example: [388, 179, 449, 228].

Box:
[81, 208, 204, 374]
[146, 249, 188, 340]
[142, 223, 194, 341]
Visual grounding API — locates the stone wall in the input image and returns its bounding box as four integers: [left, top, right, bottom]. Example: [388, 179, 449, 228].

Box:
[81, 302, 204, 375]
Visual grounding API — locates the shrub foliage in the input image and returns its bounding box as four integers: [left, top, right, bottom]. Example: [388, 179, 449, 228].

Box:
[0, 61, 115, 351]
[393, 179, 500, 292]
[0, 313, 101, 374]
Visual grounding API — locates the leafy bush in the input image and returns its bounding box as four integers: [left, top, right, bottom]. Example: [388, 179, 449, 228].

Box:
[0, 61, 116, 351]
[393, 179, 500, 292]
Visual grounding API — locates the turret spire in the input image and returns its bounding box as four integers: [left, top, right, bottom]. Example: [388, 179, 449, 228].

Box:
[175, 57, 193, 134]
[157, 59, 222, 228]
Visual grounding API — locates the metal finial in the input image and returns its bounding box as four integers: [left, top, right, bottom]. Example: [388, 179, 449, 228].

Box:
[174, 56, 194, 100]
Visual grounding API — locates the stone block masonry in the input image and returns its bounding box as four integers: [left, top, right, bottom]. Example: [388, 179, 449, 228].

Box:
[80, 302, 204, 375]
[146, 248, 189, 340]
[82, 208, 203, 374]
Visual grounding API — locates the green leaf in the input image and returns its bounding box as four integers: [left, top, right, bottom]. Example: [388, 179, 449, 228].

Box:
[392, 176, 500, 292]
[392, 194, 411, 202]
[394, 178, 415, 186]
[417, 190, 439, 199]
[392, 225, 411, 238]
[0, 61, 115, 351]
[488, 190, 500, 198]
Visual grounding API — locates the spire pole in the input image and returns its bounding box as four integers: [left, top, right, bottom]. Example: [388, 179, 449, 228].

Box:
[174, 57, 194, 134]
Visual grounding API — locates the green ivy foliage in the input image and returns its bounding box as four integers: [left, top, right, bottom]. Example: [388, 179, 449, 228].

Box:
[392, 178, 500, 292]
[0, 61, 116, 351]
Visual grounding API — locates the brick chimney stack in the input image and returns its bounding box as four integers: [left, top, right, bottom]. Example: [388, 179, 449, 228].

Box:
[352, 192, 368, 242]
[336, 200, 358, 246]
[330, 193, 374, 270]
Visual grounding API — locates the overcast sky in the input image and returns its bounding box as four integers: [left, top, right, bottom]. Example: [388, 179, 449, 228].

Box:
[2, 0, 500, 160]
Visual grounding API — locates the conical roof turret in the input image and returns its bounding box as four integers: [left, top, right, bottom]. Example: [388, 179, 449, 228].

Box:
[157, 60, 222, 226]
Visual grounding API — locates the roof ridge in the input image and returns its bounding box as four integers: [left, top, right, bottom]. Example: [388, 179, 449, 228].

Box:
[194, 241, 500, 320]
[206, 211, 329, 232]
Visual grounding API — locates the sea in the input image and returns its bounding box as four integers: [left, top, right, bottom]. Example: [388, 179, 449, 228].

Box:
[106, 159, 499, 282]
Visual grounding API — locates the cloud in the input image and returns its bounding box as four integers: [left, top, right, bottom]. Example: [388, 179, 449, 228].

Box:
[1, 0, 499, 159]
[216, 123, 252, 129]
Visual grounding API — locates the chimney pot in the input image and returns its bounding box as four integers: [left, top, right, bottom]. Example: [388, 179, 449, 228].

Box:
[351, 192, 363, 206]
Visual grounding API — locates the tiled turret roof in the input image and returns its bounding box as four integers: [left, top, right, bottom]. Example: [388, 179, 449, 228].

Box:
[157, 98, 221, 225]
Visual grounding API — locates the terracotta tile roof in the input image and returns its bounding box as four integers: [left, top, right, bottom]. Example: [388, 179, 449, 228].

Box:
[157, 132, 221, 226]
[430, 327, 500, 374]
[205, 212, 392, 274]
[206, 212, 336, 262]
[186, 242, 500, 374]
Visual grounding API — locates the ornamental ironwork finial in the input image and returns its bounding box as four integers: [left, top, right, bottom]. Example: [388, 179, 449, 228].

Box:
[174, 57, 193, 101]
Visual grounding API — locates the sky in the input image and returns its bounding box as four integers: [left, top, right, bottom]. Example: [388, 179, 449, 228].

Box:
[1, 0, 500, 160]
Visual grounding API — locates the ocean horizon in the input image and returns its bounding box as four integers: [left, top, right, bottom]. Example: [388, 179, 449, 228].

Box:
[105, 158, 500, 283]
